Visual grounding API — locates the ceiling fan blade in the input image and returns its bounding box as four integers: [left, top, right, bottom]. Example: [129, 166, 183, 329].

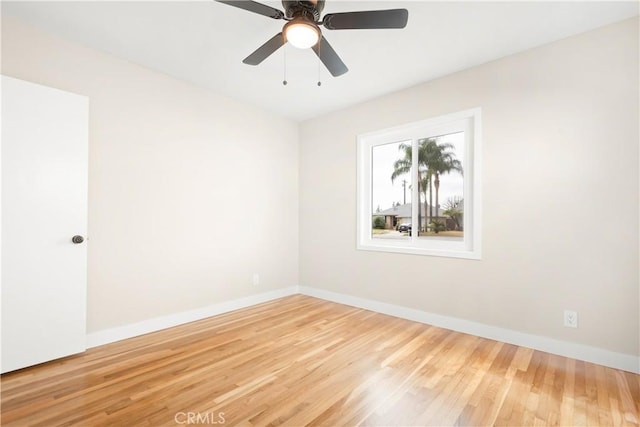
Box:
[215, 0, 284, 20]
[322, 9, 408, 30]
[312, 36, 348, 77]
[243, 33, 285, 65]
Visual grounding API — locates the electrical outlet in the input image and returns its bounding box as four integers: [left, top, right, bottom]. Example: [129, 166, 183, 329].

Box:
[252, 273, 260, 286]
[563, 310, 578, 328]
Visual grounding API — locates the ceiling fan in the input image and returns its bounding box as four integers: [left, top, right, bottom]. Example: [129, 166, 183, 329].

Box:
[215, 0, 409, 77]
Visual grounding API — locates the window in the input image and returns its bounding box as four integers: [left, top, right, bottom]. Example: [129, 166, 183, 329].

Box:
[357, 108, 481, 259]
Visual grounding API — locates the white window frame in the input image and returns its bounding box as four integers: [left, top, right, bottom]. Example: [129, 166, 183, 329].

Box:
[357, 108, 482, 259]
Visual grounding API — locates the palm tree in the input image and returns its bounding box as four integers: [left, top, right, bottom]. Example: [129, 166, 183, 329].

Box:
[415, 138, 460, 224]
[418, 173, 431, 225]
[391, 138, 463, 234]
[428, 140, 463, 220]
[391, 140, 435, 232]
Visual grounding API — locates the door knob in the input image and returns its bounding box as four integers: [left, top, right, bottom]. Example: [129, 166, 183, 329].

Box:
[72, 235, 84, 244]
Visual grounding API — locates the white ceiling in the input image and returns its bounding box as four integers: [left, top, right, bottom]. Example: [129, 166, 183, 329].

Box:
[3, 1, 638, 121]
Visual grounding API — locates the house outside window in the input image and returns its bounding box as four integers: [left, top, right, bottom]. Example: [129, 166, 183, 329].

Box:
[357, 108, 482, 259]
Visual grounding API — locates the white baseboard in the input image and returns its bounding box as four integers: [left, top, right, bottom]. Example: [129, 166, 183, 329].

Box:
[85, 285, 639, 374]
[86, 286, 300, 348]
[298, 286, 640, 374]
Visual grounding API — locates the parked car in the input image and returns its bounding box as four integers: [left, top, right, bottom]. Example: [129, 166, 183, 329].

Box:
[397, 223, 411, 232]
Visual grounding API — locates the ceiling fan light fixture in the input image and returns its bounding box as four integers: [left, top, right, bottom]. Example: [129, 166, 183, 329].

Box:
[284, 18, 320, 49]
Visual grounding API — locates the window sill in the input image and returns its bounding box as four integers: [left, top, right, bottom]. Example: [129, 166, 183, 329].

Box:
[357, 241, 481, 260]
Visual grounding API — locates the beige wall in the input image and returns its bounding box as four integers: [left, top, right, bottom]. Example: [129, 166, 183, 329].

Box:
[3, 14, 638, 359]
[2, 17, 299, 333]
[299, 18, 639, 356]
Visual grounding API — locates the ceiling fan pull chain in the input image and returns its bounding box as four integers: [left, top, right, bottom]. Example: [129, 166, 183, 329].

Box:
[317, 43, 322, 87]
[283, 44, 288, 86]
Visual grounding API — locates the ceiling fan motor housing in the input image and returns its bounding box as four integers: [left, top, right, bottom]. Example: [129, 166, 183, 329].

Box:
[282, 0, 324, 21]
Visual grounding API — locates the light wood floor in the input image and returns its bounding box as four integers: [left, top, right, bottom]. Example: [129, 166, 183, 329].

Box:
[1, 295, 638, 426]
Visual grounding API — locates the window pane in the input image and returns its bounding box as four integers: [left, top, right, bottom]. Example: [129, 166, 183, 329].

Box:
[416, 132, 464, 241]
[357, 108, 480, 258]
[371, 140, 412, 240]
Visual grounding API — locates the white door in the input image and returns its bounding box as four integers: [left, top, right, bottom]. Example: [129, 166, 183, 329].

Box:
[1, 75, 88, 373]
